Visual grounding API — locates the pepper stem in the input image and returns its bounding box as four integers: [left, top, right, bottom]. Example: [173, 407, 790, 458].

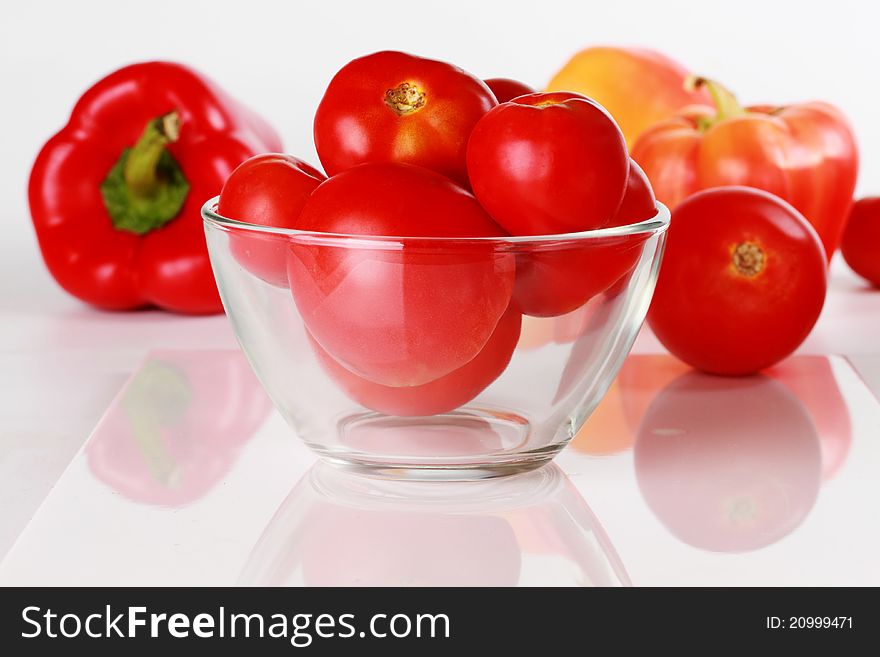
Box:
[101, 111, 190, 235]
[123, 112, 181, 197]
[685, 76, 746, 130]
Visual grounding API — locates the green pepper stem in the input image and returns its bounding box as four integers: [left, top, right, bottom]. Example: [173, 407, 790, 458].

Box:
[101, 111, 189, 235]
[685, 76, 746, 130]
[123, 111, 181, 197]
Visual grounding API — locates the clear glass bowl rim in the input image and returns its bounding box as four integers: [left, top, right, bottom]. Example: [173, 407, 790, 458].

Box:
[201, 196, 670, 246]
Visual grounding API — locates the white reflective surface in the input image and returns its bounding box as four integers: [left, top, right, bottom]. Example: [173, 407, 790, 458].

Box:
[1, 350, 877, 586]
[240, 463, 627, 587]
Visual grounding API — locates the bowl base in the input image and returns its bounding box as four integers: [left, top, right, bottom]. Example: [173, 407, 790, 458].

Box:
[313, 447, 562, 481]
[307, 408, 566, 481]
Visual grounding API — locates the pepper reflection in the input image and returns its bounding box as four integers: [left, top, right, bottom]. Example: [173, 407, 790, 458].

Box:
[634, 371, 822, 552]
[239, 463, 628, 587]
[87, 350, 272, 507]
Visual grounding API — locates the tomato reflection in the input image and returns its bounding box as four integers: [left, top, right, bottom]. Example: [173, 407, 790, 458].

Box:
[571, 354, 852, 479]
[634, 372, 822, 552]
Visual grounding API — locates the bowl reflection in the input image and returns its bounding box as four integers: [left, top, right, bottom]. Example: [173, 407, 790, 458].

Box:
[239, 462, 628, 586]
[635, 371, 822, 552]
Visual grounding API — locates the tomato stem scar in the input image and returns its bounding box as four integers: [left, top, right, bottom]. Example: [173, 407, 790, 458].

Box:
[732, 242, 765, 277]
[385, 83, 426, 115]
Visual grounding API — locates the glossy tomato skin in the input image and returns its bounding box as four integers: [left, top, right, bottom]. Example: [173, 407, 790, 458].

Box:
[467, 91, 629, 236]
[610, 159, 656, 226]
[513, 234, 651, 318]
[512, 159, 655, 317]
[841, 197, 880, 286]
[313, 51, 496, 187]
[484, 78, 536, 103]
[648, 187, 827, 375]
[311, 305, 522, 416]
[288, 162, 515, 387]
[218, 154, 325, 287]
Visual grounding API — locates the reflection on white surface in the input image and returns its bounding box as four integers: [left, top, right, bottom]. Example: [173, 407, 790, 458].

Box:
[634, 372, 822, 552]
[87, 351, 273, 507]
[561, 354, 880, 585]
[569, 354, 852, 480]
[767, 357, 852, 480]
[1, 352, 878, 586]
[239, 463, 628, 587]
[848, 354, 880, 401]
[0, 351, 131, 560]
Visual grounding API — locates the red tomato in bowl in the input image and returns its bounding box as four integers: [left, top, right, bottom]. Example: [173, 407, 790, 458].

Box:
[288, 162, 515, 387]
[649, 187, 827, 375]
[218, 154, 325, 287]
[512, 159, 656, 317]
[610, 160, 656, 226]
[484, 77, 536, 103]
[311, 305, 522, 416]
[841, 197, 880, 286]
[466, 91, 629, 235]
[313, 51, 496, 187]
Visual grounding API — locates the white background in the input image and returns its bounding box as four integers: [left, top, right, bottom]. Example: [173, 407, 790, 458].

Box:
[2, 0, 880, 559]
[3, 0, 880, 283]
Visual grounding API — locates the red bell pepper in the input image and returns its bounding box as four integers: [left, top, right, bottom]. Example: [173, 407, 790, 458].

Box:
[29, 61, 282, 313]
[632, 77, 858, 259]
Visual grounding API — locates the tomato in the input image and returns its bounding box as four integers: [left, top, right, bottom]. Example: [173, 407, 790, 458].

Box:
[512, 159, 655, 317]
[513, 233, 650, 319]
[466, 91, 629, 236]
[287, 162, 515, 387]
[841, 197, 880, 286]
[648, 187, 827, 375]
[635, 371, 821, 552]
[313, 51, 496, 187]
[484, 77, 535, 103]
[218, 154, 325, 287]
[311, 305, 521, 416]
[610, 160, 656, 226]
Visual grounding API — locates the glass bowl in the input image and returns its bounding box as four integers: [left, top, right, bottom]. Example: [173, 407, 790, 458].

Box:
[203, 197, 668, 479]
